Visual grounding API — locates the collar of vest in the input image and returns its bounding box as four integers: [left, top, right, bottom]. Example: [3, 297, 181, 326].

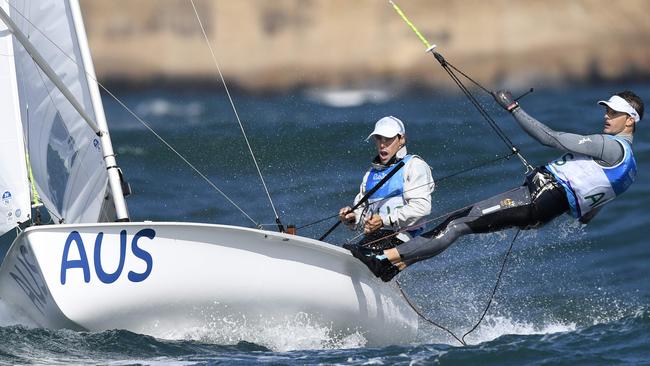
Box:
[371, 146, 408, 169]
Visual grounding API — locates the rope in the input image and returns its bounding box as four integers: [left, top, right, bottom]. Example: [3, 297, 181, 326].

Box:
[189, 0, 283, 230]
[396, 279, 465, 345]
[444, 60, 492, 94]
[296, 213, 339, 230]
[3, 1, 259, 227]
[461, 228, 520, 343]
[395, 228, 521, 346]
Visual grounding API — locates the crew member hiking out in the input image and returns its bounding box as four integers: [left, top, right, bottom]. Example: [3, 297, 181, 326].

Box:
[349, 91, 643, 281]
[339, 116, 435, 251]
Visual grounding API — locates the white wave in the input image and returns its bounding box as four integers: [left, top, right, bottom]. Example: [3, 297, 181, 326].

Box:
[457, 315, 576, 346]
[116, 146, 146, 156]
[154, 311, 367, 352]
[135, 98, 204, 118]
[305, 87, 394, 108]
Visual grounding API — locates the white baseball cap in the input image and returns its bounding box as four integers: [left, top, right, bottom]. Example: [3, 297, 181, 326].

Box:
[598, 95, 640, 123]
[366, 116, 405, 141]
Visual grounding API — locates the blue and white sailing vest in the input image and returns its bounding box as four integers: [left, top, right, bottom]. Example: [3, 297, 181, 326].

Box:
[546, 136, 637, 219]
[365, 155, 423, 236]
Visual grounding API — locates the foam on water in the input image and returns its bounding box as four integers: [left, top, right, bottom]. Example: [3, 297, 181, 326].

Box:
[135, 98, 204, 119]
[116, 145, 146, 156]
[153, 311, 367, 352]
[460, 315, 576, 345]
[304, 87, 394, 108]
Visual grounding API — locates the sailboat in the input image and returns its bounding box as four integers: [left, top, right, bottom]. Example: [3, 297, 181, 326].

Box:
[0, 0, 417, 346]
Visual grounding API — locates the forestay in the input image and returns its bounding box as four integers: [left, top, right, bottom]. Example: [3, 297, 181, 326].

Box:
[7, 0, 109, 224]
[0, 1, 30, 235]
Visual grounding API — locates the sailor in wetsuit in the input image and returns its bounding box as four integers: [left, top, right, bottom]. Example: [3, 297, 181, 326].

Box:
[349, 91, 643, 281]
[338, 116, 435, 251]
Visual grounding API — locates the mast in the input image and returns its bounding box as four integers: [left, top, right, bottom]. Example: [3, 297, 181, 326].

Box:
[68, 0, 129, 221]
[0, 4, 130, 222]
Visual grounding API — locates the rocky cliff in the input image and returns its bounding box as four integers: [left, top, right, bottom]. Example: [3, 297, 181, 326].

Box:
[80, 0, 650, 90]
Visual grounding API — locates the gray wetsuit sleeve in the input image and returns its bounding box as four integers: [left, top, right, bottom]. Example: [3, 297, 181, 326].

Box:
[511, 108, 625, 166]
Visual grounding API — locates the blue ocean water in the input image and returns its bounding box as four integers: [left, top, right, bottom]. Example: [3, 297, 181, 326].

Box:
[1, 83, 649, 364]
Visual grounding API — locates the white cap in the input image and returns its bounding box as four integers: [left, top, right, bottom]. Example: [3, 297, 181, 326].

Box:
[366, 116, 405, 141]
[598, 95, 640, 123]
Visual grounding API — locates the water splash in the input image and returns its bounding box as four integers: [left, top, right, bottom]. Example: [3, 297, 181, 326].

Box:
[461, 315, 576, 345]
[154, 311, 367, 352]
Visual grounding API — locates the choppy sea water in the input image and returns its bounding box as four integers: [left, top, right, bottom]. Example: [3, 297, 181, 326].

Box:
[1, 83, 649, 364]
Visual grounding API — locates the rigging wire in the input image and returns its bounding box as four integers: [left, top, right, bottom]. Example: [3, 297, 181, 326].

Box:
[189, 0, 284, 232]
[3, 0, 259, 227]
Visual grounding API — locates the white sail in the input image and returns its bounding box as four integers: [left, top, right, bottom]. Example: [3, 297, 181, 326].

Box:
[0, 2, 31, 236]
[8, 0, 109, 224]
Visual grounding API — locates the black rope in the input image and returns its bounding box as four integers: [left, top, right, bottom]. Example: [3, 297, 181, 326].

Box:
[395, 228, 521, 346]
[296, 213, 339, 230]
[396, 278, 466, 345]
[461, 228, 520, 344]
[445, 59, 492, 94]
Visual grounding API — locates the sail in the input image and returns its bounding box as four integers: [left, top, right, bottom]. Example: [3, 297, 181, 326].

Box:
[7, 0, 109, 224]
[0, 2, 31, 235]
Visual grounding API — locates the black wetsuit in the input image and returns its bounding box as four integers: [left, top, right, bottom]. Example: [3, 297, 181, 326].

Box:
[398, 167, 568, 264]
[397, 107, 633, 265]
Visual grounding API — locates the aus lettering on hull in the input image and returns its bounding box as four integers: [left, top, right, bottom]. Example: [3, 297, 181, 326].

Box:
[60, 228, 155, 285]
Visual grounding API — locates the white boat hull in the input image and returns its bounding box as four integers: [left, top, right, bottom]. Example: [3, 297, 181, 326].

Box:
[0, 222, 417, 346]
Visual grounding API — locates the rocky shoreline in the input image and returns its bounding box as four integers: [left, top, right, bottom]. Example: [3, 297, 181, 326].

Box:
[81, 0, 650, 91]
